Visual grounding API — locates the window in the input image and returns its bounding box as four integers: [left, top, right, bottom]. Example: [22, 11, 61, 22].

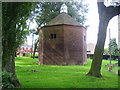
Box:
[84, 36, 86, 41]
[87, 51, 91, 52]
[50, 34, 56, 39]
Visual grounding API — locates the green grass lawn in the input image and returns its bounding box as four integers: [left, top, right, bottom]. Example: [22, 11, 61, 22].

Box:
[15, 57, 118, 88]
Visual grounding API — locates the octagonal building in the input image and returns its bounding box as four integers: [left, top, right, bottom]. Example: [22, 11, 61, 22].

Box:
[38, 12, 87, 65]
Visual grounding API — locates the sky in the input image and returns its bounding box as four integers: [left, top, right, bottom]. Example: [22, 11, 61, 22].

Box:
[26, 0, 118, 49]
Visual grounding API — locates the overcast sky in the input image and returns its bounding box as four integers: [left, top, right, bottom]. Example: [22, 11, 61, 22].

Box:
[27, 0, 118, 49]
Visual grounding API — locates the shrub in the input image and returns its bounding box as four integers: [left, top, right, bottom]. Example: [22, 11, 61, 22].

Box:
[2, 71, 15, 88]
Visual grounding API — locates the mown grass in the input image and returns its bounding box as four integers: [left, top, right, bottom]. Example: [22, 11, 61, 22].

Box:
[15, 57, 118, 88]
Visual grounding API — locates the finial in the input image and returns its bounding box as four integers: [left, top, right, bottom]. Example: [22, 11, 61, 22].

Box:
[60, 3, 68, 13]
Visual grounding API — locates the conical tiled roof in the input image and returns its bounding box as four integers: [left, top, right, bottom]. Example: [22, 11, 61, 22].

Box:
[48, 13, 80, 26]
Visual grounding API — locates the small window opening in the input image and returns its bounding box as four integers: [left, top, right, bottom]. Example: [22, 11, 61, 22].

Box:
[84, 36, 86, 41]
[50, 34, 56, 39]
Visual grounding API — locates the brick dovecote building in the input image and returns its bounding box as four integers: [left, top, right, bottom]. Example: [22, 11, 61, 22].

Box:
[38, 12, 87, 65]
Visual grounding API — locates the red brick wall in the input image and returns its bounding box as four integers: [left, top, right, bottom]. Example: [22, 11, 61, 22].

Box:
[82, 27, 87, 64]
[38, 30, 44, 64]
[38, 24, 87, 65]
[64, 25, 87, 65]
[42, 25, 65, 65]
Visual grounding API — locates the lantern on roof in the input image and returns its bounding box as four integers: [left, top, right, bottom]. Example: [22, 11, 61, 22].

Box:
[60, 3, 68, 13]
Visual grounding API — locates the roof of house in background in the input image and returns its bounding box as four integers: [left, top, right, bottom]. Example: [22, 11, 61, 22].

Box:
[21, 43, 32, 48]
[48, 12, 81, 26]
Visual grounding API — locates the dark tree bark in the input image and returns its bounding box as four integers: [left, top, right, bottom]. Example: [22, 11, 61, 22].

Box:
[2, 36, 21, 88]
[2, 16, 21, 87]
[87, 2, 120, 77]
[33, 39, 39, 59]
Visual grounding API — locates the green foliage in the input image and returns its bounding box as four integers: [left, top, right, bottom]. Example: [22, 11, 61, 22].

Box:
[104, 48, 109, 55]
[15, 57, 118, 88]
[2, 2, 37, 68]
[34, 2, 88, 31]
[109, 38, 119, 55]
[66, 1, 88, 25]
[2, 2, 37, 51]
[35, 2, 63, 29]
[2, 71, 15, 88]
[119, 49, 120, 55]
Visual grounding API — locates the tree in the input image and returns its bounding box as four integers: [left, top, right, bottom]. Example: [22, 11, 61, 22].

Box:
[87, 1, 120, 77]
[109, 38, 119, 55]
[33, 39, 39, 58]
[32, 1, 88, 59]
[2, 2, 37, 88]
[104, 48, 109, 55]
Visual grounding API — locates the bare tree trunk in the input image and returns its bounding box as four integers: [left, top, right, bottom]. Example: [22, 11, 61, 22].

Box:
[33, 39, 39, 59]
[87, 2, 120, 77]
[87, 18, 109, 77]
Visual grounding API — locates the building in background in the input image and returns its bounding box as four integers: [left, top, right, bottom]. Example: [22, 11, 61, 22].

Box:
[87, 43, 95, 54]
[17, 43, 38, 57]
[87, 43, 95, 58]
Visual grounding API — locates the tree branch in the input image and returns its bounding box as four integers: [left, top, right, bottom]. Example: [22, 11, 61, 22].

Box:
[97, 2, 120, 21]
[97, 2, 107, 20]
[106, 5, 120, 19]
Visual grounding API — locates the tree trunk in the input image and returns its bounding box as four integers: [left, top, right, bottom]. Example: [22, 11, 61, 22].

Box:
[33, 39, 39, 59]
[2, 32, 21, 88]
[87, 19, 109, 77]
[2, 49, 21, 88]
[86, 2, 120, 77]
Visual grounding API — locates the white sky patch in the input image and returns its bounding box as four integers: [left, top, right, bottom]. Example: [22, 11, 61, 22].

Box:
[25, 19, 38, 45]
[105, 16, 118, 48]
[85, 0, 99, 45]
